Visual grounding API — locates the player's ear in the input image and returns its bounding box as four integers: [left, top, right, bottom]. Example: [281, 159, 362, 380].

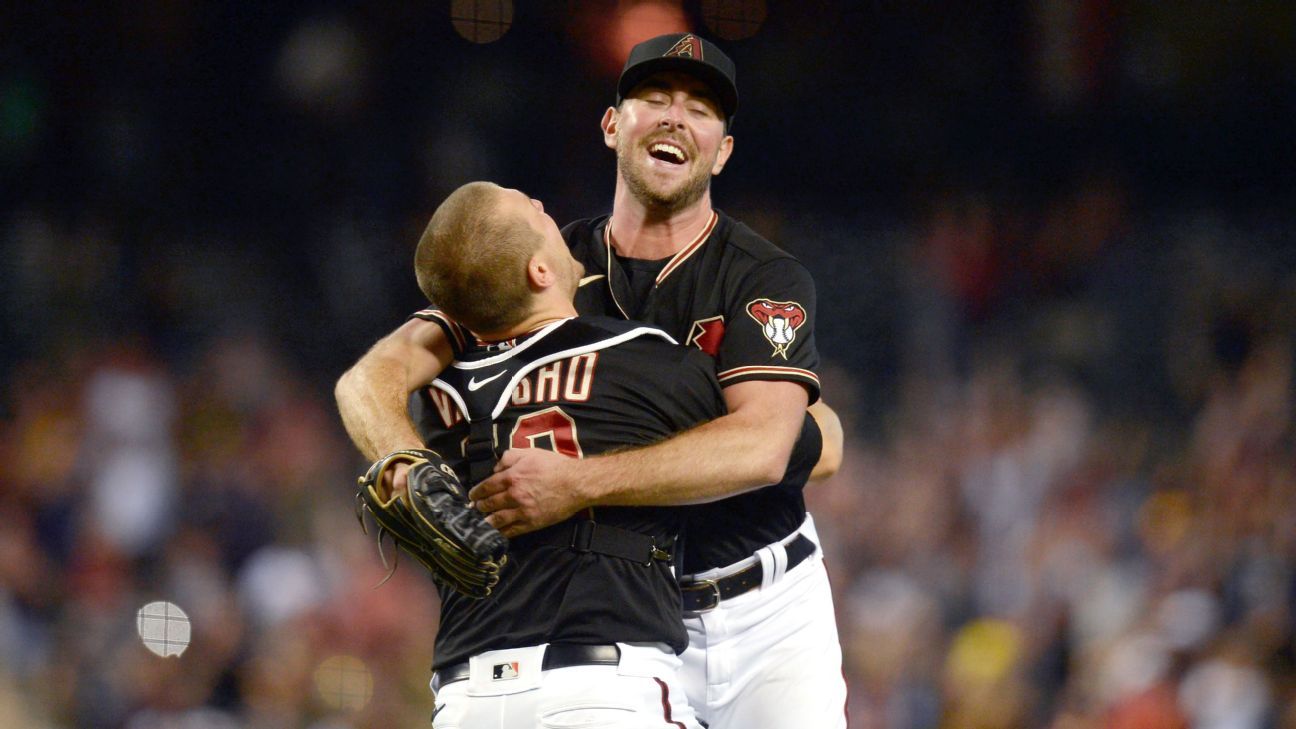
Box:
[712, 134, 734, 175]
[527, 253, 555, 291]
[601, 107, 619, 150]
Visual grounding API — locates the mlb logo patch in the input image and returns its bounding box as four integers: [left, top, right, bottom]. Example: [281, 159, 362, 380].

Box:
[492, 662, 520, 681]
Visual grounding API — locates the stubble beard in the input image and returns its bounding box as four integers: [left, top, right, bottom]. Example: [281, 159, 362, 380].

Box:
[566, 259, 584, 299]
[617, 138, 712, 214]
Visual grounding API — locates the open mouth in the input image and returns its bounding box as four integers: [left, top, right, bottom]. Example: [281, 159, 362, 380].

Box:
[648, 142, 687, 165]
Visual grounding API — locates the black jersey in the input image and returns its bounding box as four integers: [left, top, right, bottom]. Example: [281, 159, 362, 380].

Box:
[564, 211, 823, 572]
[407, 314, 725, 669]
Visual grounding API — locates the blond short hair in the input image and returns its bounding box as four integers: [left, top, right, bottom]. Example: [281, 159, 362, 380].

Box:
[414, 182, 543, 334]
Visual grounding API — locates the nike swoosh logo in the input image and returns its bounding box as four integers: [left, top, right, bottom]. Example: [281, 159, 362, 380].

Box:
[579, 274, 606, 287]
[467, 370, 508, 391]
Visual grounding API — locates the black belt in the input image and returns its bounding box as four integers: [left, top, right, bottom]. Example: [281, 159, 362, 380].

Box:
[431, 643, 621, 692]
[524, 519, 672, 566]
[679, 533, 817, 612]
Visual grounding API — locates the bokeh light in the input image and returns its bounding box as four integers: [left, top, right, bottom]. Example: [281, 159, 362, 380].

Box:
[136, 600, 192, 658]
[314, 654, 374, 712]
[450, 0, 514, 44]
[275, 15, 368, 113]
[573, 0, 691, 76]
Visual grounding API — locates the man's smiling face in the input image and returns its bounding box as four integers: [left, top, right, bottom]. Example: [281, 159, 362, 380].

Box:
[607, 71, 734, 212]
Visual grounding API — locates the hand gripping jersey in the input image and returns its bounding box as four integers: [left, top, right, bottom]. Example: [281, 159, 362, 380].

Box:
[564, 211, 824, 572]
[407, 315, 726, 669]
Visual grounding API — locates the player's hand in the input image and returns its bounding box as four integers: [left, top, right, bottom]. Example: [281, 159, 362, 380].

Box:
[469, 449, 583, 538]
[384, 461, 413, 504]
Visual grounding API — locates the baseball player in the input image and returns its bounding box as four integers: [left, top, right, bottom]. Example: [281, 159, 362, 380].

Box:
[407, 181, 717, 728]
[335, 33, 848, 728]
[472, 34, 849, 728]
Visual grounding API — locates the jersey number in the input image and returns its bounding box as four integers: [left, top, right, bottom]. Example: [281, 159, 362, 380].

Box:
[510, 406, 583, 458]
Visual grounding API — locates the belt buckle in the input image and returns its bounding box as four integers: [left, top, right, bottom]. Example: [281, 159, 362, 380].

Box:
[682, 578, 721, 612]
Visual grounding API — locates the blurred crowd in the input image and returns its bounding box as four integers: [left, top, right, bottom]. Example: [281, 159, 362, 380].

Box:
[1, 332, 444, 727]
[3, 2, 1295, 728]
[814, 221, 1295, 727]
[3, 196, 1292, 728]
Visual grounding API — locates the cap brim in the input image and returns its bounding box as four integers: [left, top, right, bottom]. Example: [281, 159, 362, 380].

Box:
[617, 57, 738, 120]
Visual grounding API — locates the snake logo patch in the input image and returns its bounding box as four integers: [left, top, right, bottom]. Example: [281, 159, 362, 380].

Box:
[746, 299, 807, 359]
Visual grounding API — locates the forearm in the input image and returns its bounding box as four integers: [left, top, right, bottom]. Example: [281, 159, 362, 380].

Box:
[336, 355, 425, 460]
[469, 380, 811, 535]
[577, 405, 802, 508]
[335, 318, 453, 459]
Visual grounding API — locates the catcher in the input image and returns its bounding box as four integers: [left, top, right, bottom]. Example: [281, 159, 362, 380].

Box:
[353, 181, 719, 728]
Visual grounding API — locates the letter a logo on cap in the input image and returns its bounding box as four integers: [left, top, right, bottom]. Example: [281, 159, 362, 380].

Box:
[664, 34, 703, 60]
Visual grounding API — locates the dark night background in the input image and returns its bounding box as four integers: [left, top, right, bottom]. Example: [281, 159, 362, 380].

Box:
[1, 2, 1294, 727]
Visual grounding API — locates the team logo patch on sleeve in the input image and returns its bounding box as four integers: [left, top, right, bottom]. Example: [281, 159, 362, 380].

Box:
[746, 299, 807, 359]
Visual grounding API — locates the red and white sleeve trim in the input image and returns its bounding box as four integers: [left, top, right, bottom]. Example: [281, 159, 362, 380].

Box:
[410, 308, 468, 354]
[716, 365, 820, 388]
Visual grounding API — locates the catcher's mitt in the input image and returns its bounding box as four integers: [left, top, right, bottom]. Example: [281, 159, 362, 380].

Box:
[355, 449, 508, 598]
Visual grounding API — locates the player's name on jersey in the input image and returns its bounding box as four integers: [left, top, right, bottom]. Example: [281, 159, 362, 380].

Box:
[427, 353, 599, 428]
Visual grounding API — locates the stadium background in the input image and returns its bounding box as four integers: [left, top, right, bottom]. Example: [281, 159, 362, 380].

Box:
[1, 2, 1294, 727]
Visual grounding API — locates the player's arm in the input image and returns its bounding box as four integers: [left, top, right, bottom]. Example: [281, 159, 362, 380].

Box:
[593, 378, 811, 501]
[471, 378, 808, 537]
[335, 317, 453, 460]
[471, 257, 828, 535]
[808, 400, 843, 481]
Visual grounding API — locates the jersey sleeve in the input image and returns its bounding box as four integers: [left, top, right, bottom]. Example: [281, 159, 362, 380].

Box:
[714, 258, 821, 403]
[408, 307, 472, 359]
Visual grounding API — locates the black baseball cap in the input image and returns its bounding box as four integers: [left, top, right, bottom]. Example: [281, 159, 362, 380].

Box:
[616, 33, 738, 122]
